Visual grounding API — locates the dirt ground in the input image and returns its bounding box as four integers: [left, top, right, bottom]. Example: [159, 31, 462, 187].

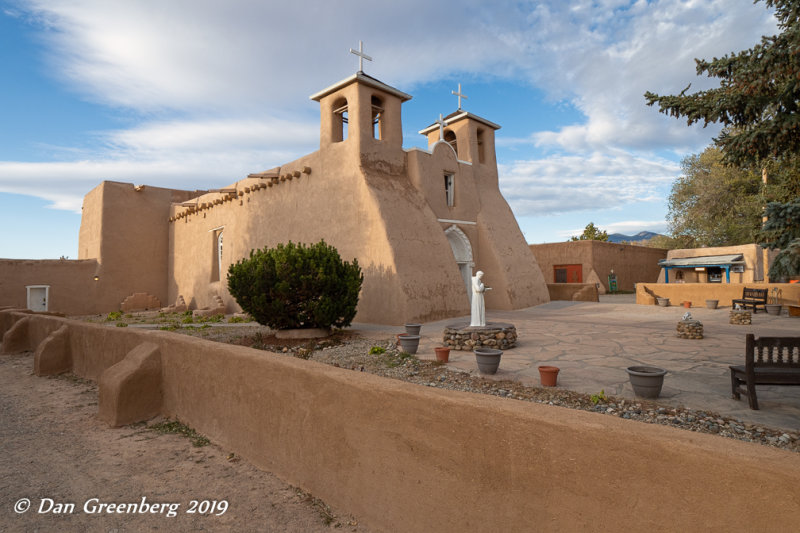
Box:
[0, 351, 364, 533]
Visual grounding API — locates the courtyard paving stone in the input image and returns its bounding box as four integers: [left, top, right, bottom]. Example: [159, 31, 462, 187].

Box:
[353, 294, 800, 431]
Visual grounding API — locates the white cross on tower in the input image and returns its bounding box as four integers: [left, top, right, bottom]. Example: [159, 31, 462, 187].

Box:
[349, 40, 372, 72]
[435, 114, 447, 140]
[451, 83, 468, 110]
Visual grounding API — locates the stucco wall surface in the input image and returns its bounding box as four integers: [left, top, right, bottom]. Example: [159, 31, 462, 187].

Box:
[0, 259, 99, 315]
[636, 283, 800, 307]
[547, 283, 599, 302]
[2, 310, 800, 532]
[530, 241, 666, 293]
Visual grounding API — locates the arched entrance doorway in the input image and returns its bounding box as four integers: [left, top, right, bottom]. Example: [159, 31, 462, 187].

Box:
[444, 225, 474, 303]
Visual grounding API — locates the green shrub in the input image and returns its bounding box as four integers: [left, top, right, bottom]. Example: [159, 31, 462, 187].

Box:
[227, 240, 363, 330]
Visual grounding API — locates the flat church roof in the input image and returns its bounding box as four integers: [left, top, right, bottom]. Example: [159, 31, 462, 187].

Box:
[309, 71, 412, 102]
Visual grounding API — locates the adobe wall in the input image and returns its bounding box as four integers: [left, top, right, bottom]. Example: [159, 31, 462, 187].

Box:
[0, 259, 100, 315]
[167, 145, 470, 324]
[546, 282, 599, 302]
[636, 282, 800, 307]
[80, 181, 203, 313]
[2, 310, 799, 532]
[530, 241, 666, 293]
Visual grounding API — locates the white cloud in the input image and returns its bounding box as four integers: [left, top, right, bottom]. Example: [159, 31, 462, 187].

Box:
[3, 0, 782, 230]
[513, 0, 778, 154]
[0, 117, 318, 211]
[499, 151, 679, 216]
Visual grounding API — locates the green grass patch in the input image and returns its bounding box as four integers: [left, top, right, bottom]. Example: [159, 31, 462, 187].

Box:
[148, 419, 210, 447]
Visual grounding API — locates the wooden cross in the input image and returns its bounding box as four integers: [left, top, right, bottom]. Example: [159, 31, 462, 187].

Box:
[349, 40, 372, 72]
[451, 83, 468, 110]
[436, 114, 447, 139]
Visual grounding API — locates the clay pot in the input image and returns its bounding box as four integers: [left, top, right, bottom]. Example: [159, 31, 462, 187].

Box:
[682, 301, 692, 309]
[626, 366, 667, 398]
[434, 346, 450, 363]
[398, 334, 420, 355]
[538, 366, 560, 387]
[474, 348, 502, 374]
[656, 298, 670, 307]
[705, 299, 718, 309]
[404, 323, 422, 335]
[765, 304, 782, 316]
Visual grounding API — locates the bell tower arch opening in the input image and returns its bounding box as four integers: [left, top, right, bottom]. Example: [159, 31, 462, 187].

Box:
[444, 225, 474, 302]
[332, 97, 349, 142]
[443, 129, 458, 157]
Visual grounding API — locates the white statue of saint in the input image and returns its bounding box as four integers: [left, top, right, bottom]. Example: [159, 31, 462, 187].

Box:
[470, 270, 491, 327]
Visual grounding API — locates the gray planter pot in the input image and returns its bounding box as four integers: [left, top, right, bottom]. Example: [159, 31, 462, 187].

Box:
[705, 299, 719, 309]
[765, 304, 782, 316]
[404, 323, 422, 335]
[474, 348, 503, 375]
[626, 366, 667, 398]
[398, 334, 421, 355]
[656, 298, 670, 307]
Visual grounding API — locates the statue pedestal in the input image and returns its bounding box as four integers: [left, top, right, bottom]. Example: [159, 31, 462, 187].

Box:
[443, 322, 517, 351]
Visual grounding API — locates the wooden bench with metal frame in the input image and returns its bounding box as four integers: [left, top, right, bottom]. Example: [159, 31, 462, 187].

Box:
[729, 334, 800, 410]
[731, 287, 768, 313]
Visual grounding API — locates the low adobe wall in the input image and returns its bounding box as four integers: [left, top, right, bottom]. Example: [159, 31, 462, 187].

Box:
[636, 282, 800, 307]
[0, 259, 101, 315]
[2, 311, 800, 531]
[546, 283, 599, 302]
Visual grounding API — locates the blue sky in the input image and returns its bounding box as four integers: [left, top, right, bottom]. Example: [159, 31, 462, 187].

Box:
[0, 0, 779, 259]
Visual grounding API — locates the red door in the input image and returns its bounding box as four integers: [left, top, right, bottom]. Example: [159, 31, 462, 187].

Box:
[554, 264, 582, 283]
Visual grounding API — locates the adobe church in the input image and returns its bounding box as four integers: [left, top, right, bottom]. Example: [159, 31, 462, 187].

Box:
[1, 60, 550, 324]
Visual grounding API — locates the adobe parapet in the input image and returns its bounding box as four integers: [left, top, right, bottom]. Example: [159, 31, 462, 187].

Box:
[168, 166, 313, 223]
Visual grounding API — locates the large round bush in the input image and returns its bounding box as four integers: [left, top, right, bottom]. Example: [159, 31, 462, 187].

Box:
[227, 240, 363, 330]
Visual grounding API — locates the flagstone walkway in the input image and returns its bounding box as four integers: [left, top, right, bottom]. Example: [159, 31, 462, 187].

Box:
[352, 295, 800, 432]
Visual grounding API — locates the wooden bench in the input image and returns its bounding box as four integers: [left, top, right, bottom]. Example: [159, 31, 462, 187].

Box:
[731, 287, 768, 313]
[729, 334, 800, 409]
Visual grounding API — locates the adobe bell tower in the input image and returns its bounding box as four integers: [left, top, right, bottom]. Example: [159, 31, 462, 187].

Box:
[310, 42, 411, 163]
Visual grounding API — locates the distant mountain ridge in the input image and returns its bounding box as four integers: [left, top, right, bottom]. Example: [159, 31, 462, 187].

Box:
[607, 231, 661, 243]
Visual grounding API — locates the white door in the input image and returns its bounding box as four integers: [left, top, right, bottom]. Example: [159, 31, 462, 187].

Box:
[26, 285, 49, 312]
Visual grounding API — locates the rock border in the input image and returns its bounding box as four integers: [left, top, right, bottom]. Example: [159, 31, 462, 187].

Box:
[443, 322, 517, 351]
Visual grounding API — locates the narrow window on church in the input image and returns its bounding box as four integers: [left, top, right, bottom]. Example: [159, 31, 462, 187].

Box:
[217, 231, 224, 281]
[332, 97, 348, 143]
[444, 173, 455, 207]
[444, 129, 458, 157]
[477, 128, 486, 164]
[211, 228, 224, 282]
[371, 95, 384, 140]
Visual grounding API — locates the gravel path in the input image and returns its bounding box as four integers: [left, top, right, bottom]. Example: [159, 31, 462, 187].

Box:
[0, 351, 363, 532]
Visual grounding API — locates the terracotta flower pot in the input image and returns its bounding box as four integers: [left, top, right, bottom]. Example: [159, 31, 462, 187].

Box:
[538, 365, 559, 387]
[434, 346, 450, 363]
[682, 301, 691, 309]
